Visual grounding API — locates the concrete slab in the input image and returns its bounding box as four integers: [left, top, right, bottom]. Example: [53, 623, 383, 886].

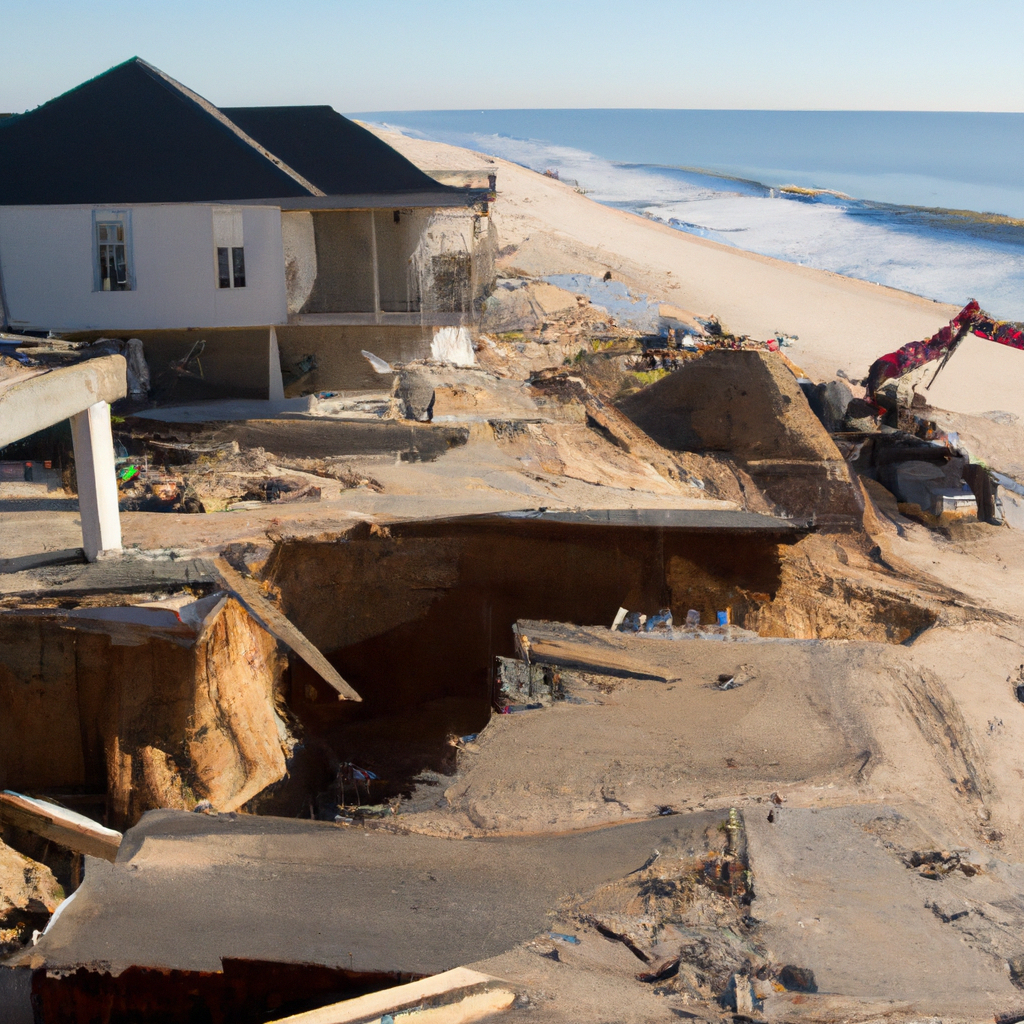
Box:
[746, 805, 1022, 1016]
[12, 809, 716, 977]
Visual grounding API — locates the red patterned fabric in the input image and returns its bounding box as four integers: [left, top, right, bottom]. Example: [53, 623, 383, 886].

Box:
[867, 300, 1024, 397]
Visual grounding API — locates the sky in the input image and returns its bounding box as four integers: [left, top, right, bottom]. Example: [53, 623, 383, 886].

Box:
[1, 0, 1022, 114]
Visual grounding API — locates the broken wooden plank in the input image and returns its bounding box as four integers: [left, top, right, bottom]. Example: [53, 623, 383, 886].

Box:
[523, 636, 678, 682]
[267, 967, 515, 1024]
[213, 558, 361, 702]
[0, 791, 121, 862]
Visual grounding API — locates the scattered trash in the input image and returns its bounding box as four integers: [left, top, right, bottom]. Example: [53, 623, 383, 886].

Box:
[721, 972, 761, 1013]
[610, 606, 628, 630]
[716, 610, 730, 626]
[644, 608, 673, 632]
[547, 931, 580, 945]
[500, 702, 545, 714]
[903, 849, 978, 879]
[685, 609, 700, 627]
[716, 674, 737, 690]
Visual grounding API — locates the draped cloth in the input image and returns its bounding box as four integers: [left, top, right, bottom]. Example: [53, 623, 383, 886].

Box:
[867, 300, 1024, 397]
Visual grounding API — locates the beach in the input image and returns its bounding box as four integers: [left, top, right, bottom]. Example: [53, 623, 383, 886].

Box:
[370, 124, 1024, 424]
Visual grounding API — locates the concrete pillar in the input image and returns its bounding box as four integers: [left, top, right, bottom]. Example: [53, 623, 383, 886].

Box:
[69, 401, 122, 561]
[268, 326, 285, 401]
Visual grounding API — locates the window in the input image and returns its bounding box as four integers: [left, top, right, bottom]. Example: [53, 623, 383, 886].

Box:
[212, 208, 245, 289]
[94, 211, 132, 291]
[216, 245, 246, 289]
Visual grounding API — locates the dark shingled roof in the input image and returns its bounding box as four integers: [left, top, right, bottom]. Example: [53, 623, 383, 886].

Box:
[0, 58, 470, 206]
[0, 58, 313, 205]
[221, 105, 457, 197]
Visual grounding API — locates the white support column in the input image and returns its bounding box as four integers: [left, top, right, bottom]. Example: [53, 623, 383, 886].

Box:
[69, 401, 122, 562]
[268, 326, 285, 401]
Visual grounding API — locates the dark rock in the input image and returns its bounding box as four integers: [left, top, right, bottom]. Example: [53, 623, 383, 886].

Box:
[778, 964, 817, 992]
[393, 370, 435, 422]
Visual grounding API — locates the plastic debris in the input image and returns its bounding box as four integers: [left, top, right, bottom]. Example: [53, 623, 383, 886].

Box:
[547, 931, 580, 945]
[360, 350, 393, 374]
[685, 609, 700, 627]
[644, 608, 673, 632]
[430, 326, 476, 366]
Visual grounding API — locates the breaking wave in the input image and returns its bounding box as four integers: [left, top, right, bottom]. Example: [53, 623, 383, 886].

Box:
[364, 120, 1024, 321]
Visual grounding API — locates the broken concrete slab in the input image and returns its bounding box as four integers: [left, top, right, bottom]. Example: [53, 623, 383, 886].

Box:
[125, 416, 471, 463]
[0, 556, 218, 601]
[12, 809, 703, 978]
[414, 632, 995, 838]
[746, 804, 1023, 1016]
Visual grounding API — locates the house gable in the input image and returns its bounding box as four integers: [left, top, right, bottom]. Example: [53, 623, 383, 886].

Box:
[0, 59, 317, 205]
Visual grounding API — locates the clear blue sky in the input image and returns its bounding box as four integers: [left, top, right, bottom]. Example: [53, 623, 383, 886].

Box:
[2, 0, 1021, 114]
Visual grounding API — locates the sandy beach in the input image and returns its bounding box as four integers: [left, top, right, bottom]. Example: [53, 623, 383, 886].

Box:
[370, 125, 1024, 423]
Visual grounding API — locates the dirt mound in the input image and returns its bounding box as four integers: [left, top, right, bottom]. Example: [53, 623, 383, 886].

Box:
[617, 350, 838, 463]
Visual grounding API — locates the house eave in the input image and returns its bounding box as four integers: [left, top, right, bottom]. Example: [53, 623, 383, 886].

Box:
[220, 191, 489, 212]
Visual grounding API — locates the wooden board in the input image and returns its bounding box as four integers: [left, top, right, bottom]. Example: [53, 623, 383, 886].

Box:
[214, 559, 362, 702]
[0, 791, 121, 862]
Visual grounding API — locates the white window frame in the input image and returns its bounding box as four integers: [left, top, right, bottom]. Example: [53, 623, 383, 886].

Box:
[212, 208, 246, 289]
[92, 209, 133, 292]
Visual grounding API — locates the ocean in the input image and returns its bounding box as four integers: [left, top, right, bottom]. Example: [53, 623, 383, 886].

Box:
[351, 110, 1024, 321]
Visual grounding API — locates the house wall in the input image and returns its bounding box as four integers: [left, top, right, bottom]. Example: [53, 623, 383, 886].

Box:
[276, 324, 434, 393]
[0, 204, 287, 332]
[302, 210, 376, 313]
[376, 209, 430, 313]
[281, 210, 317, 314]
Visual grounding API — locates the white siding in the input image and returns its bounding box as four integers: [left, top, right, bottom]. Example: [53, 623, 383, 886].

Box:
[0, 203, 287, 331]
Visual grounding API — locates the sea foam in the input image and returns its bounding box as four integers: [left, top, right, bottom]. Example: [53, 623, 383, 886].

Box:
[370, 121, 1024, 321]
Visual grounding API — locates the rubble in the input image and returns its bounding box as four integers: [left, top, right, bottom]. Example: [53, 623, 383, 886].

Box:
[4, 155, 1024, 1024]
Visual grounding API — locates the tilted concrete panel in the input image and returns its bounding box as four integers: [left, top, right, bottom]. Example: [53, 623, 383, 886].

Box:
[0, 354, 127, 447]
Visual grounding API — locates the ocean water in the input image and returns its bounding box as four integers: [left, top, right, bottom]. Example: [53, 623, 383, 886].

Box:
[353, 110, 1024, 321]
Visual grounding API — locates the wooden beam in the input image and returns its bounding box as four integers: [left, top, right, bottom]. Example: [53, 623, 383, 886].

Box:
[0, 791, 121, 862]
[267, 967, 515, 1024]
[214, 559, 362, 702]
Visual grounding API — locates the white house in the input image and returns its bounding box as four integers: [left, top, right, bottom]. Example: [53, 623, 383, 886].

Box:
[0, 58, 493, 399]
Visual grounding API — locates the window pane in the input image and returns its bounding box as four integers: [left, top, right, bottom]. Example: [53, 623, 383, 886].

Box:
[217, 247, 231, 289]
[113, 245, 128, 287]
[231, 247, 246, 288]
[97, 222, 131, 290]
